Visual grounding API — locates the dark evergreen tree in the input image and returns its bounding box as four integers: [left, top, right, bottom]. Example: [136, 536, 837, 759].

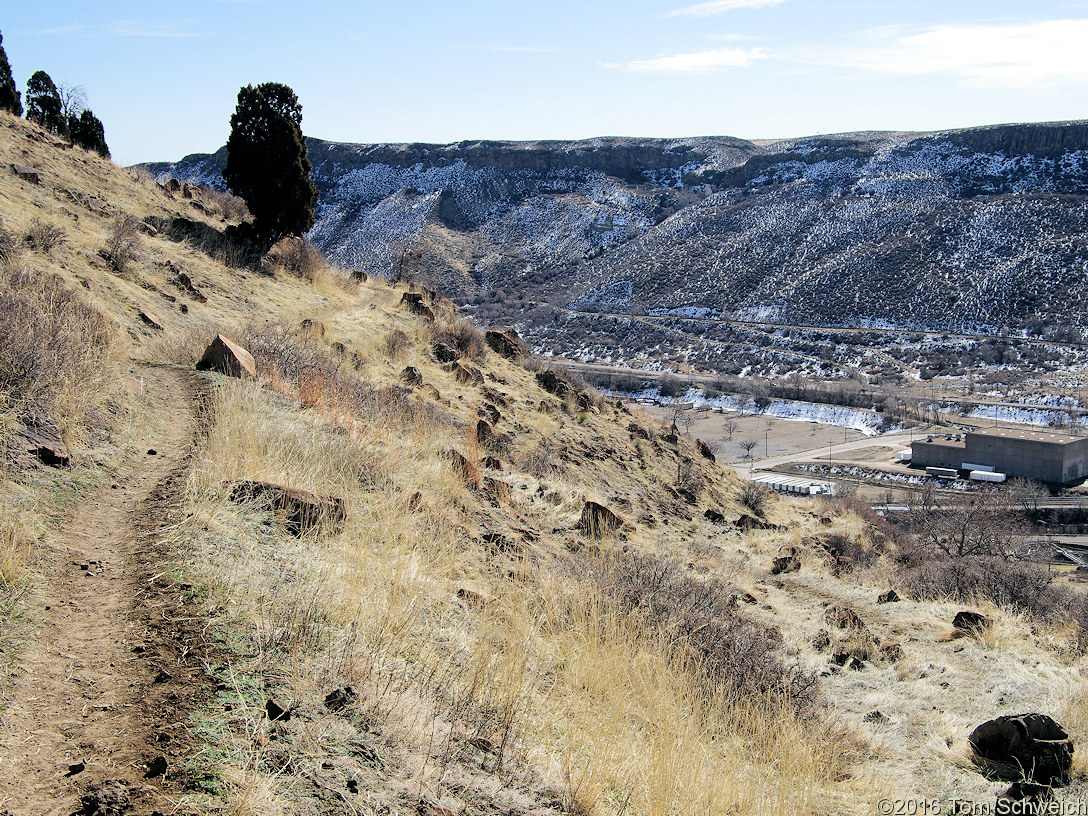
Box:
[223, 82, 317, 248]
[25, 70, 65, 136]
[0, 32, 21, 116]
[68, 109, 109, 158]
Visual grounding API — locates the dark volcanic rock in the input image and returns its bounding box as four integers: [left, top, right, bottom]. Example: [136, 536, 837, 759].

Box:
[230, 480, 345, 536]
[577, 501, 628, 538]
[969, 714, 1073, 786]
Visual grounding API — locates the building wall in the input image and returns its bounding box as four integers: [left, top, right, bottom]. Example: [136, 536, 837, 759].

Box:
[911, 440, 965, 469]
[964, 435, 1088, 484]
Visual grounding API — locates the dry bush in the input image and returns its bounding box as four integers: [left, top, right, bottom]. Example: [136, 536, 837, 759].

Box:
[899, 555, 1059, 616]
[23, 218, 66, 253]
[264, 237, 328, 282]
[580, 550, 819, 713]
[0, 220, 19, 267]
[518, 441, 564, 478]
[739, 481, 773, 516]
[432, 316, 487, 361]
[0, 260, 120, 436]
[380, 328, 411, 359]
[201, 187, 251, 222]
[101, 214, 141, 273]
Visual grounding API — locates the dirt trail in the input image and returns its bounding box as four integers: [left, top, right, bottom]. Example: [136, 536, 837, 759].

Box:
[0, 366, 212, 816]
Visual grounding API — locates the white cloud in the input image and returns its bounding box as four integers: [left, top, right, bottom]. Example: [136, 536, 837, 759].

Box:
[605, 46, 766, 73]
[824, 19, 1088, 88]
[666, 0, 788, 18]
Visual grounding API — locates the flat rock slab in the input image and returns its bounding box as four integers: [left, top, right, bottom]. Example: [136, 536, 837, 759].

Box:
[230, 480, 344, 537]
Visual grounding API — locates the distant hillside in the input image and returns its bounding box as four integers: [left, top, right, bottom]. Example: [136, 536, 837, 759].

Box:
[149, 121, 1088, 354]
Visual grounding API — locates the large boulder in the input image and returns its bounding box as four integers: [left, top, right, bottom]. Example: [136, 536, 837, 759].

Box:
[953, 610, 990, 635]
[577, 501, 628, 539]
[400, 292, 434, 320]
[485, 329, 527, 359]
[230, 480, 344, 537]
[969, 714, 1074, 786]
[197, 335, 256, 378]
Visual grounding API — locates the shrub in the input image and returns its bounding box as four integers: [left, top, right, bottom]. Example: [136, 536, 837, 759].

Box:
[739, 481, 773, 516]
[101, 215, 140, 273]
[264, 236, 327, 281]
[900, 555, 1058, 615]
[24, 218, 65, 253]
[583, 551, 818, 712]
[380, 329, 411, 359]
[0, 261, 118, 435]
[432, 316, 487, 361]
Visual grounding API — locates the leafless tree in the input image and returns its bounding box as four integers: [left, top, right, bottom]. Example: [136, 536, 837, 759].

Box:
[739, 438, 758, 460]
[57, 82, 87, 120]
[907, 483, 1030, 559]
[723, 416, 738, 440]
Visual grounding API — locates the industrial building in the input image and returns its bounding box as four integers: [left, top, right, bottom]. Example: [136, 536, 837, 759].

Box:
[911, 427, 1088, 485]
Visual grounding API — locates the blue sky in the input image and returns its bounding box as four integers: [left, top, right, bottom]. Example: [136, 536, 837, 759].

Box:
[4, 1, 1088, 166]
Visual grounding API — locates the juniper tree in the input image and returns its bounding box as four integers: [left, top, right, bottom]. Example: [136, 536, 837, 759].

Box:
[0, 32, 20, 116]
[25, 70, 65, 136]
[223, 82, 317, 249]
[68, 109, 109, 158]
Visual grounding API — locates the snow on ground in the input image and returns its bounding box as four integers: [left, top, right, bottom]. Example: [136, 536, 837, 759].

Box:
[963, 404, 1088, 429]
[618, 387, 889, 435]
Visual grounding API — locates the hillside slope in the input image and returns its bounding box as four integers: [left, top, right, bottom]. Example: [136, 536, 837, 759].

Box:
[5, 111, 1088, 814]
[152, 122, 1088, 349]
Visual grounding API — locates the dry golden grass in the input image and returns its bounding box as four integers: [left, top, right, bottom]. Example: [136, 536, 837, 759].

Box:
[7, 105, 1088, 815]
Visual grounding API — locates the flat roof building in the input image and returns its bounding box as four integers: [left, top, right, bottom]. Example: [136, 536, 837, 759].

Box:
[912, 427, 1087, 485]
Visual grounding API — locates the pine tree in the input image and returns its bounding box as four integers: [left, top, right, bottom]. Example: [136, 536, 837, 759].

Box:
[68, 109, 109, 158]
[222, 82, 317, 248]
[0, 32, 21, 116]
[25, 70, 65, 136]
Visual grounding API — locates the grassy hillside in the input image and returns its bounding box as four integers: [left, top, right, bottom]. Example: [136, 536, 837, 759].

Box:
[2, 109, 1088, 815]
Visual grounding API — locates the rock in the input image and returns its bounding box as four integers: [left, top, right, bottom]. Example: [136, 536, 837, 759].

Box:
[196, 334, 256, 378]
[136, 220, 158, 237]
[578, 501, 628, 538]
[478, 403, 501, 425]
[696, 438, 716, 462]
[476, 418, 494, 445]
[879, 640, 903, 661]
[164, 178, 181, 192]
[825, 605, 866, 632]
[483, 476, 510, 503]
[182, 182, 196, 199]
[66, 761, 85, 776]
[324, 686, 358, 712]
[997, 782, 1054, 807]
[144, 755, 168, 778]
[811, 629, 831, 651]
[230, 480, 345, 536]
[704, 507, 725, 523]
[10, 164, 40, 184]
[401, 366, 423, 386]
[739, 592, 758, 605]
[432, 341, 459, 363]
[734, 514, 782, 531]
[266, 698, 291, 721]
[847, 656, 865, 671]
[770, 547, 801, 575]
[86, 196, 106, 213]
[969, 714, 1073, 785]
[22, 422, 70, 467]
[174, 271, 207, 303]
[877, 589, 900, 604]
[451, 363, 483, 385]
[953, 610, 990, 635]
[445, 449, 477, 485]
[139, 309, 164, 331]
[535, 369, 572, 398]
[300, 318, 325, 338]
[79, 780, 130, 816]
[628, 422, 650, 439]
[400, 292, 434, 319]
[420, 383, 446, 403]
[863, 710, 888, 724]
[484, 328, 527, 359]
[481, 456, 502, 470]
